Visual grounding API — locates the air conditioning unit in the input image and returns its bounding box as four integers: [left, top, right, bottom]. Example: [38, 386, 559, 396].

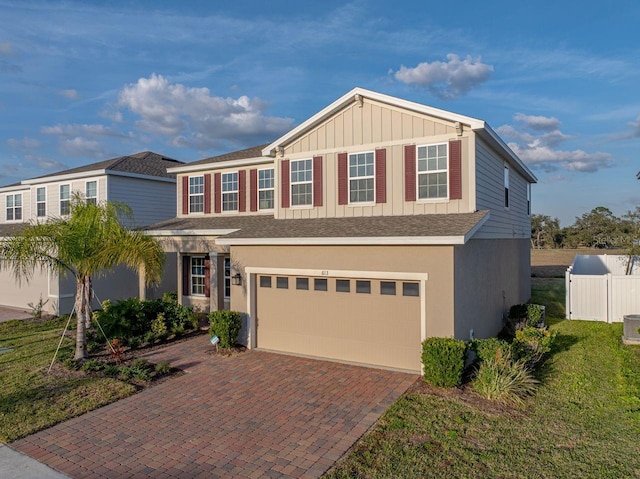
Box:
[622, 315, 640, 345]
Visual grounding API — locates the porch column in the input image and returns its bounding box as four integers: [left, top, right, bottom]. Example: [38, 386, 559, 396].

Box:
[209, 252, 218, 312]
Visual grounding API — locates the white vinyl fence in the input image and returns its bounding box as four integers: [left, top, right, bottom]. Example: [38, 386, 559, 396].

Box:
[566, 255, 640, 323]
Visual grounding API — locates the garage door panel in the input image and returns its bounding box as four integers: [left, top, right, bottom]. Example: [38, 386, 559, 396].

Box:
[256, 277, 422, 371]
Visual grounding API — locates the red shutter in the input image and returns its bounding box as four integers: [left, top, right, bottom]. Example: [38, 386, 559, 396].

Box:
[214, 173, 221, 213]
[449, 139, 462, 200]
[375, 149, 386, 204]
[250, 169, 258, 212]
[204, 258, 211, 298]
[404, 145, 416, 202]
[182, 255, 190, 297]
[281, 160, 290, 208]
[338, 153, 348, 205]
[238, 170, 246, 212]
[313, 156, 323, 207]
[204, 173, 211, 214]
[181, 176, 189, 215]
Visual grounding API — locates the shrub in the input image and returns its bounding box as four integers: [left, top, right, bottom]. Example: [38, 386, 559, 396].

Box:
[81, 359, 104, 373]
[208, 310, 242, 349]
[513, 327, 557, 367]
[143, 331, 157, 345]
[508, 304, 546, 330]
[154, 361, 172, 375]
[151, 313, 168, 340]
[61, 358, 80, 370]
[108, 339, 125, 364]
[421, 338, 467, 388]
[471, 337, 512, 362]
[472, 352, 538, 405]
[120, 359, 152, 381]
[103, 364, 120, 377]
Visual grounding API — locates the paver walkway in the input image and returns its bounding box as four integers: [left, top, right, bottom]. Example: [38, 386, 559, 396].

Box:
[12, 335, 417, 478]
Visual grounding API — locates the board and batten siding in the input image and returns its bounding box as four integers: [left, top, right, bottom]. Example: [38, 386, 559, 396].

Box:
[474, 137, 530, 239]
[108, 175, 176, 227]
[277, 97, 473, 220]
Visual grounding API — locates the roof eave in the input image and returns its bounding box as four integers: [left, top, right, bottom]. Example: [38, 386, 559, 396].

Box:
[167, 156, 275, 174]
[474, 125, 538, 183]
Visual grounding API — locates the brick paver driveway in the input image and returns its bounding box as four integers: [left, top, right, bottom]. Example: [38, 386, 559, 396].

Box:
[12, 335, 417, 478]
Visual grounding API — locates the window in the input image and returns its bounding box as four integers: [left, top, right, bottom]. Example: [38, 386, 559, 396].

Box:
[260, 276, 272, 288]
[296, 278, 309, 290]
[314, 278, 328, 291]
[356, 280, 371, 294]
[191, 257, 206, 296]
[417, 143, 448, 200]
[86, 181, 97, 205]
[59, 184, 70, 215]
[290, 159, 312, 206]
[336, 279, 350, 293]
[403, 282, 420, 297]
[527, 183, 531, 216]
[504, 165, 510, 208]
[258, 168, 274, 210]
[224, 257, 231, 297]
[276, 277, 289, 289]
[349, 152, 375, 203]
[36, 187, 46, 217]
[222, 172, 238, 212]
[6, 194, 22, 221]
[380, 281, 396, 296]
[189, 176, 204, 213]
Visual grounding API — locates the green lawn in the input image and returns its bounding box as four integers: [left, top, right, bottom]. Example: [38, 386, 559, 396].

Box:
[0, 318, 136, 443]
[327, 279, 640, 478]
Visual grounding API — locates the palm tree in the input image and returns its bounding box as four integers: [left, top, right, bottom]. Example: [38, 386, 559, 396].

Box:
[0, 195, 165, 360]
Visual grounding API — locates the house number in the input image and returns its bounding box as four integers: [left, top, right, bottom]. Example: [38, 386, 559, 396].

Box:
[322, 270, 329, 275]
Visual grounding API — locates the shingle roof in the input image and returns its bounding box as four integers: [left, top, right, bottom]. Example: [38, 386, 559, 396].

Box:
[185, 144, 271, 167]
[145, 211, 489, 243]
[0, 223, 28, 237]
[31, 151, 183, 180]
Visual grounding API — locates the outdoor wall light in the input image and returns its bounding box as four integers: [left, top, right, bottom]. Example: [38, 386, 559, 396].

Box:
[232, 273, 242, 286]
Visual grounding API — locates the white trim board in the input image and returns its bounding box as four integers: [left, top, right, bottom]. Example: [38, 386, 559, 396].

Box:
[168, 156, 274, 174]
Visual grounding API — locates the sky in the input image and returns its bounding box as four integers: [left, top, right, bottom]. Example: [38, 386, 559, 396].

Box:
[0, 0, 638, 226]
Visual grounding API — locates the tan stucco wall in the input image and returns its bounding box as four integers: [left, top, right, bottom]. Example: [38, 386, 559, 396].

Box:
[0, 268, 52, 313]
[453, 238, 531, 339]
[230, 245, 456, 341]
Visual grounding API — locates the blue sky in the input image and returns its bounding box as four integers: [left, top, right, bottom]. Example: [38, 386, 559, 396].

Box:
[0, 0, 638, 226]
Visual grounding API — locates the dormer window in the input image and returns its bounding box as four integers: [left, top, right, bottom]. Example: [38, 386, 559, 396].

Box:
[6, 193, 22, 221]
[189, 176, 204, 213]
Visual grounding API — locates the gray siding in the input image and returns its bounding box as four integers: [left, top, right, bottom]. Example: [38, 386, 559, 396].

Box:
[474, 137, 530, 239]
[107, 176, 177, 227]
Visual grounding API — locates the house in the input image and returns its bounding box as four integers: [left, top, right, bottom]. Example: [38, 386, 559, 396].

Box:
[0, 151, 182, 314]
[145, 88, 537, 372]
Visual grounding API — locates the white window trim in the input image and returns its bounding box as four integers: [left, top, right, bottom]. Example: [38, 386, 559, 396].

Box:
[188, 175, 205, 215]
[36, 186, 47, 218]
[222, 171, 239, 213]
[348, 151, 376, 206]
[5, 193, 23, 222]
[85, 180, 98, 205]
[289, 158, 313, 208]
[504, 163, 510, 210]
[258, 167, 275, 211]
[191, 255, 206, 297]
[59, 183, 71, 216]
[527, 183, 531, 216]
[416, 142, 449, 203]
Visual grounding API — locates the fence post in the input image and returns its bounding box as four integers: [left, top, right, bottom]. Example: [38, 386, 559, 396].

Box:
[606, 273, 613, 324]
[565, 270, 571, 320]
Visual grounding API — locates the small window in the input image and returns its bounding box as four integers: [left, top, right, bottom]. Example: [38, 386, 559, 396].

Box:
[189, 176, 204, 213]
[296, 278, 309, 290]
[191, 256, 206, 296]
[36, 187, 46, 217]
[527, 183, 531, 216]
[403, 282, 420, 297]
[336, 279, 350, 293]
[356, 280, 371, 294]
[314, 278, 328, 291]
[59, 184, 70, 215]
[504, 165, 510, 208]
[276, 277, 289, 289]
[258, 168, 275, 210]
[417, 143, 448, 199]
[6, 193, 22, 221]
[259, 276, 272, 288]
[86, 181, 97, 205]
[349, 152, 375, 203]
[290, 159, 313, 206]
[222, 172, 238, 212]
[380, 281, 396, 296]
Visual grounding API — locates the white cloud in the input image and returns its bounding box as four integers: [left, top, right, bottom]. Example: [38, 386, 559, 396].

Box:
[116, 73, 294, 149]
[59, 137, 106, 159]
[41, 123, 127, 138]
[58, 89, 79, 99]
[0, 42, 15, 55]
[24, 155, 66, 171]
[500, 113, 614, 173]
[609, 114, 640, 140]
[7, 137, 41, 149]
[393, 54, 493, 99]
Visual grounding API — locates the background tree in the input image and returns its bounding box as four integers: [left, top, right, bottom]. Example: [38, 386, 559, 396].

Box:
[621, 206, 640, 274]
[531, 214, 562, 249]
[565, 206, 623, 249]
[0, 195, 165, 360]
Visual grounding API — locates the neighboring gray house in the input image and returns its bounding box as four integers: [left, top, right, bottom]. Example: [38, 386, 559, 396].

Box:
[145, 88, 537, 372]
[0, 151, 181, 314]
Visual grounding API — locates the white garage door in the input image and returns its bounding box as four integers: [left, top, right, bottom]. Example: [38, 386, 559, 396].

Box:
[254, 275, 422, 371]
